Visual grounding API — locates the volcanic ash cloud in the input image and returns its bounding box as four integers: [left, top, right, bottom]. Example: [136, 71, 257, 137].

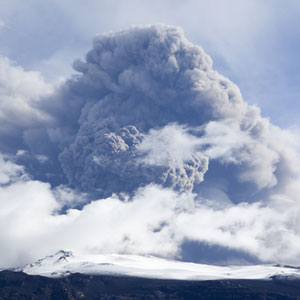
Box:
[55, 25, 275, 199]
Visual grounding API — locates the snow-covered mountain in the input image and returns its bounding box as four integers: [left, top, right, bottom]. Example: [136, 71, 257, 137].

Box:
[14, 250, 300, 281]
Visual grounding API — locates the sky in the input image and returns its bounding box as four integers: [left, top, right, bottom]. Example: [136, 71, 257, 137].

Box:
[1, 0, 300, 268]
[1, 0, 300, 126]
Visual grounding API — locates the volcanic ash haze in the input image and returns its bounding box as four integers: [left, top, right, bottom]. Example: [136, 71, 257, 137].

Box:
[1, 24, 300, 268]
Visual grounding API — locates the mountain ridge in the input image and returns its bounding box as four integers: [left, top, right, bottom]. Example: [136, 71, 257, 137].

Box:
[2, 269, 300, 300]
[11, 250, 300, 281]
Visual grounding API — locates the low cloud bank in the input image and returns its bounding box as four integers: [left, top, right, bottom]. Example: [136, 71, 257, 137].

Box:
[1, 154, 300, 268]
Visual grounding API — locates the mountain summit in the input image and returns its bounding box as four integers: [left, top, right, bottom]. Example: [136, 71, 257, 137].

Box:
[14, 250, 300, 281]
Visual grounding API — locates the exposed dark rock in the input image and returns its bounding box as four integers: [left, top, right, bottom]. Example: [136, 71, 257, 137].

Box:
[1, 270, 300, 299]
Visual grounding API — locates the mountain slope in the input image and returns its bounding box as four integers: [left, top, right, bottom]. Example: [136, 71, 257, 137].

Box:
[1, 270, 300, 300]
[15, 250, 300, 281]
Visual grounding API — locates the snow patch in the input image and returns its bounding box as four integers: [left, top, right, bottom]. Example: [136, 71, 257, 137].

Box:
[15, 251, 300, 281]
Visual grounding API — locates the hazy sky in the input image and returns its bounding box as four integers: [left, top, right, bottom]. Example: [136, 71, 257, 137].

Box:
[1, 0, 300, 126]
[1, 1, 300, 268]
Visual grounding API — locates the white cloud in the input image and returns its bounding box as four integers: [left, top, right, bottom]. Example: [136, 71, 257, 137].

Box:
[0, 56, 53, 137]
[0, 154, 24, 184]
[1, 155, 300, 268]
[138, 119, 279, 190]
[138, 124, 200, 166]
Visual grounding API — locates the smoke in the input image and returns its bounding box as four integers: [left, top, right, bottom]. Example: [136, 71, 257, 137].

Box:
[47, 24, 270, 198]
[1, 24, 300, 267]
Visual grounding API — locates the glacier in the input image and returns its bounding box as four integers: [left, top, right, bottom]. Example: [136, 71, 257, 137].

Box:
[15, 250, 300, 281]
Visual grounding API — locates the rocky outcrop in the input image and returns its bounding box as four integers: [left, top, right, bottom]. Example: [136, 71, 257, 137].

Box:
[1, 270, 300, 299]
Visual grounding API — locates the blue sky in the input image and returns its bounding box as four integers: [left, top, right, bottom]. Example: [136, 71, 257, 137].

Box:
[1, 0, 300, 127]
